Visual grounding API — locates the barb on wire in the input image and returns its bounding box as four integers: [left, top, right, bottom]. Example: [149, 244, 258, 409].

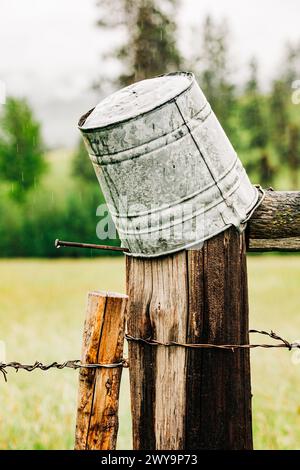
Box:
[0, 359, 129, 383]
[249, 329, 294, 350]
[125, 330, 300, 352]
[1, 330, 299, 382]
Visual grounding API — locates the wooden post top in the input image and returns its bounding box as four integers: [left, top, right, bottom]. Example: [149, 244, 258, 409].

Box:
[88, 291, 128, 299]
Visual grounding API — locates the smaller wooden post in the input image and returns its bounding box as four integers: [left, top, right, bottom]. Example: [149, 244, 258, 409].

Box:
[75, 291, 128, 450]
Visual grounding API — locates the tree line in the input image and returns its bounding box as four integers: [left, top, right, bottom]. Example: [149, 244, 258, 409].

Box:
[0, 0, 299, 257]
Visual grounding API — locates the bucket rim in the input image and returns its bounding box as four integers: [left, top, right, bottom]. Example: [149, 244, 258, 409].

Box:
[78, 71, 195, 133]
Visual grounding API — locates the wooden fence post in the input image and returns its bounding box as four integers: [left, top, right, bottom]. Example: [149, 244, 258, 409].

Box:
[75, 291, 128, 450]
[126, 227, 252, 450]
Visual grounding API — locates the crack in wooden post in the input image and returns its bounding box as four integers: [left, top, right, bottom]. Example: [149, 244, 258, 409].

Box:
[126, 228, 253, 450]
[75, 291, 128, 450]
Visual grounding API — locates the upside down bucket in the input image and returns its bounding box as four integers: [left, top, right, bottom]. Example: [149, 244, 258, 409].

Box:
[79, 72, 261, 257]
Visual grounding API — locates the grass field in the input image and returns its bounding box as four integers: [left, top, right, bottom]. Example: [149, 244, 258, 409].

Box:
[0, 255, 299, 450]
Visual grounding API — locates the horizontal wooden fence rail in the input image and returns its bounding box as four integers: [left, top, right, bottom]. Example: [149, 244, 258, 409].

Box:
[247, 191, 300, 251]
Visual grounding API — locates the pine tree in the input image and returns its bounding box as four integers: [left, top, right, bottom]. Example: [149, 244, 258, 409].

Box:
[242, 59, 269, 150]
[191, 16, 236, 137]
[281, 41, 300, 86]
[269, 79, 290, 160]
[96, 0, 182, 87]
[241, 59, 274, 187]
[287, 124, 300, 189]
[0, 97, 46, 201]
[258, 152, 276, 188]
[269, 41, 300, 165]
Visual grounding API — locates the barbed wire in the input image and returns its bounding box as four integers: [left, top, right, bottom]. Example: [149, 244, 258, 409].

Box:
[0, 359, 129, 382]
[125, 329, 300, 351]
[0, 330, 299, 382]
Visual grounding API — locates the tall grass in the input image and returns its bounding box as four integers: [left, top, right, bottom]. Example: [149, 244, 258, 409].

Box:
[0, 256, 299, 449]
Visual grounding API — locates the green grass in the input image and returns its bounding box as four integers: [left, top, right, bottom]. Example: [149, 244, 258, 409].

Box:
[0, 256, 299, 449]
[0, 258, 130, 450]
[249, 255, 300, 449]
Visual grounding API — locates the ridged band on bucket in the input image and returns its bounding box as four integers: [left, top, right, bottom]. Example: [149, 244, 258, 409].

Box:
[79, 71, 261, 258]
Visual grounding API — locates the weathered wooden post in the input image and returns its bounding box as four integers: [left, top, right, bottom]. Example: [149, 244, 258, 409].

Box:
[75, 291, 128, 450]
[126, 229, 252, 449]
[79, 72, 264, 449]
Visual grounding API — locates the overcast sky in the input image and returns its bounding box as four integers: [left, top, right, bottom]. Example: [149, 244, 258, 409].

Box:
[0, 0, 299, 146]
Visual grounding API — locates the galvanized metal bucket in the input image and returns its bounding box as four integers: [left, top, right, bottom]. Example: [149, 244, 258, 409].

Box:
[79, 72, 262, 258]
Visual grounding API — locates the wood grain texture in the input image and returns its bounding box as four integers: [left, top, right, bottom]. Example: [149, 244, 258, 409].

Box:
[186, 229, 253, 449]
[151, 254, 188, 450]
[247, 190, 300, 250]
[126, 227, 252, 450]
[126, 253, 188, 450]
[248, 237, 300, 251]
[126, 258, 156, 450]
[75, 291, 128, 450]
